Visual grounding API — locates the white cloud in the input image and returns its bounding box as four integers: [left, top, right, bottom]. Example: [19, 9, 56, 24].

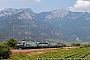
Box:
[69, 0, 90, 12]
[36, 0, 40, 2]
[26, 0, 40, 3]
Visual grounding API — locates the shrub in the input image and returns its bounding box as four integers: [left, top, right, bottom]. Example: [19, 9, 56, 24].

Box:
[71, 42, 80, 47]
[0, 42, 11, 59]
[83, 44, 90, 47]
[5, 38, 18, 49]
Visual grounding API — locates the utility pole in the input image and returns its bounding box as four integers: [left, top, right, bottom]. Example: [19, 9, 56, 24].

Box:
[29, 36, 31, 41]
[42, 33, 44, 49]
[62, 39, 64, 47]
[41, 33, 46, 49]
[12, 26, 14, 38]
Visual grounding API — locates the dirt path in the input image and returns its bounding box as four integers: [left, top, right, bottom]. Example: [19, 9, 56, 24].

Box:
[11, 48, 59, 53]
[11, 48, 59, 57]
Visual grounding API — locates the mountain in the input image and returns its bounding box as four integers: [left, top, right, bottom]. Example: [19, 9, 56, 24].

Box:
[0, 8, 63, 42]
[0, 8, 90, 42]
[0, 8, 33, 21]
[36, 9, 90, 42]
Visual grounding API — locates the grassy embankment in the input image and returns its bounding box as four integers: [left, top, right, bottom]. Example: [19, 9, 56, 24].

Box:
[8, 47, 90, 60]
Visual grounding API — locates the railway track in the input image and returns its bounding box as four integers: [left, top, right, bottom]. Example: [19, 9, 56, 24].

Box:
[11, 48, 60, 53]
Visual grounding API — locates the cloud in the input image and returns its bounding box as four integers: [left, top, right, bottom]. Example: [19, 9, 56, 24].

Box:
[26, 0, 40, 3]
[69, 0, 90, 12]
[36, 0, 40, 2]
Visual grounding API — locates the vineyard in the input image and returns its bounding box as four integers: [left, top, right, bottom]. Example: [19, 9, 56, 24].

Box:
[8, 47, 90, 60]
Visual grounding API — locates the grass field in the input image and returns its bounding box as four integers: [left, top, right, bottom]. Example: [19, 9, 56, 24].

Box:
[8, 47, 90, 60]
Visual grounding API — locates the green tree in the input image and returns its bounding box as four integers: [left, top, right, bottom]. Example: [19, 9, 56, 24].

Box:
[6, 38, 18, 49]
[83, 44, 90, 47]
[71, 42, 80, 47]
[0, 42, 11, 59]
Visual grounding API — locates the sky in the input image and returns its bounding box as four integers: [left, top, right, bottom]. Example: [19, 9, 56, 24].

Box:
[0, 0, 90, 13]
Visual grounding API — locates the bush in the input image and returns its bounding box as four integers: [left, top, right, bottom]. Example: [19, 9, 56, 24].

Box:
[5, 38, 18, 49]
[71, 42, 80, 47]
[0, 42, 11, 59]
[83, 44, 90, 47]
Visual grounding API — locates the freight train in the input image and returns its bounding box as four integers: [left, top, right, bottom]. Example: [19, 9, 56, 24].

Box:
[17, 39, 63, 49]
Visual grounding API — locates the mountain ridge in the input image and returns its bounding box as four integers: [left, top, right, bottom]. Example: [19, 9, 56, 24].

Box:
[0, 8, 90, 42]
[0, 9, 64, 42]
